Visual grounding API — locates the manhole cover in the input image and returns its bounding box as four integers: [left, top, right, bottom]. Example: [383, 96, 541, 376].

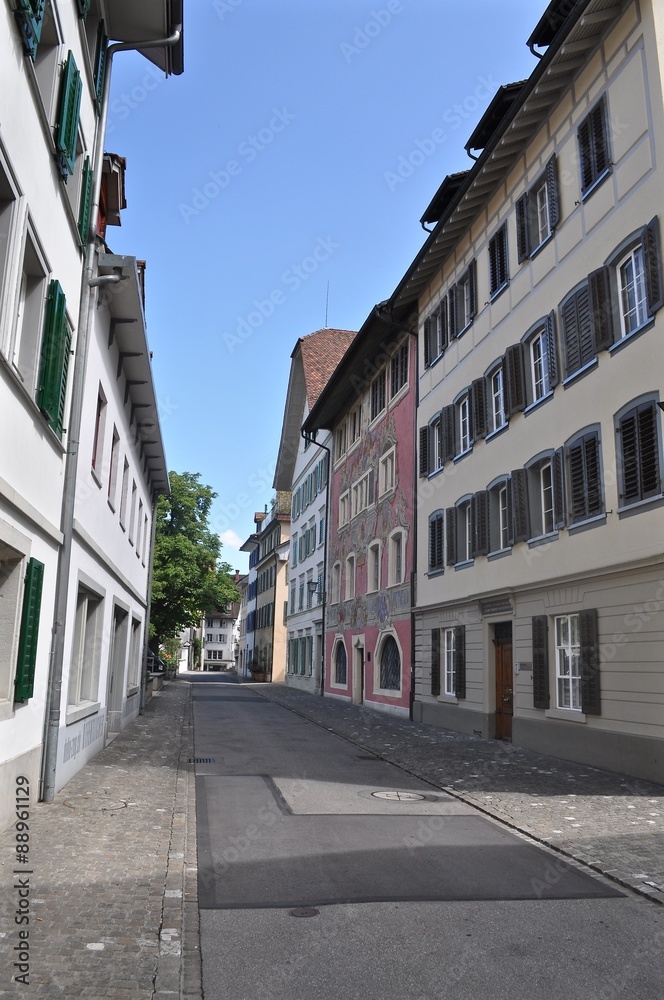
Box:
[63, 796, 127, 811]
[289, 907, 319, 918]
[371, 790, 425, 802]
[189, 758, 215, 764]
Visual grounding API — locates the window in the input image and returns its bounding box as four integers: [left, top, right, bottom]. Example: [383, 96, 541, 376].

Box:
[316, 569, 323, 604]
[431, 629, 441, 697]
[351, 469, 374, 517]
[516, 156, 559, 260]
[345, 554, 355, 600]
[487, 363, 506, 434]
[10, 229, 49, 394]
[560, 284, 594, 378]
[444, 628, 455, 696]
[530, 328, 549, 401]
[370, 369, 386, 421]
[136, 499, 143, 556]
[489, 225, 509, 298]
[617, 400, 661, 506]
[567, 432, 603, 523]
[91, 386, 106, 474]
[488, 480, 511, 553]
[428, 511, 444, 573]
[68, 584, 101, 709]
[420, 414, 443, 477]
[291, 534, 298, 567]
[388, 530, 404, 586]
[289, 582, 296, 614]
[128, 480, 137, 543]
[331, 563, 341, 604]
[523, 315, 558, 405]
[390, 342, 408, 396]
[298, 578, 304, 610]
[379, 635, 400, 691]
[335, 421, 347, 460]
[423, 298, 448, 367]
[443, 626, 465, 698]
[349, 404, 362, 445]
[379, 448, 395, 495]
[524, 451, 565, 538]
[306, 573, 314, 609]
[119, 458, 129, 527]
[617, 245, 648, 339]
[29, 2, 63, 121]
[455, 392, 472, 456]
[127, 618, 141, 691]
[107, 427, 119, 506]
[0, 155, 19, 326]
[0, 539, 28, 708]
[447, 500, 472, 565]
[339, 491, 350, 527]
[448, 260, 477, 338]
[578, 95, 610, 197]
[368, 541, 381, 592]
[555, 614, 581, 710]
[318, 516, 325, 547]
[334, 640, 347, 685]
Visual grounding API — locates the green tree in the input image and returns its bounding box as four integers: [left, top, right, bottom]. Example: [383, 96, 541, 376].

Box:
[150, 471, 238, 649]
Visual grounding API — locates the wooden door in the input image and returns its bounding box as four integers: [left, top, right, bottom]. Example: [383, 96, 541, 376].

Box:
[495, 638, 513, 741]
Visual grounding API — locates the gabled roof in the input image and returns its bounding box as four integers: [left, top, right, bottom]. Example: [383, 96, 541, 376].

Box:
[465, 82, 527, 154]
[420, 171, 469, 227]
[273, 328, 356, 490]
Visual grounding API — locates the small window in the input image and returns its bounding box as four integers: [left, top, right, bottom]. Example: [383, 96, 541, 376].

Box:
[560, 284, 594, 378]
[10, 229, 49, 394]
[516, 155, 559, 261]
[525, 451, 564, 538]
[390, 342, 408, 397]
[345, 554, 355, 601]
[454, 500, 472, 564]
[487, 363, 507, 434]
[617, 244, 648, 339]
[379, 635, 400, 691]
[91, 385, 106, 473]
[555, 614, 581, 710]
[488, 225, 509, 298]
[127, 618, 141, 691]
[616, 400, 661, 506]
[379, 448, 395, 496]
[107, 427, 119, 506]
[338, 491, 350, 527]
[388, 530, 404, 586]
[450, 259, 477, 337]
[578, 95, 611, 197]
[455, 392, 472, 457]
[368, 541, 381, 592]
[428, 511, 444, 573]
[523, 315, 558, 406]
[334, 421, 347, 460]
[370, 369, 386, 421]
[331, 563, 341, 605]
[0, 155, 20, 327]
[443, 628, 456, 696]
[423, 298, 448, 367]
[68, 584, 102, 708]
[348, 404, 362, 445]
[119, 458, 129, 527]
[351, 469, 374, 517]
[488, 480, 511, 553]
[334, 640, 347, 685]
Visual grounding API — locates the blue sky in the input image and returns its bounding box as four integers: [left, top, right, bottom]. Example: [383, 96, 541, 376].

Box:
[107, 0, 542, 571]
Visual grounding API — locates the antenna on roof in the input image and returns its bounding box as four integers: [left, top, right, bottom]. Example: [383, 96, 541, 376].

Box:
[325, 281, 329, 329]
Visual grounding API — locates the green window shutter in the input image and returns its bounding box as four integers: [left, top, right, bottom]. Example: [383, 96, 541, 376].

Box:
[15, 558, 45, 703]
[38, 279, 71, 438]
[77, 156, 93, 245]
[55, 52, 83, 179]
[579, 608, 601, 715]
[15, 0, 45, 60]
[93, 21, 108, 112]
[77, 0, 92, 17]
[532, 616, 550, 709]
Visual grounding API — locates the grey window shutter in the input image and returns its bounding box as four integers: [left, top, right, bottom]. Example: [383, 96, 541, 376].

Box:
[579, 608, 601, 715]
[561, 293, 581, 376]
[532, 616, 550, 709]
[591, 99, 610, 179]
[505, 476, 515, 546]
[445, 507, 457, 566]
[468, 258, 477, 319]
[545, 311, 559, 388]
[471, 377, 487, 439]
[552, 448, 565, 529]
[423, 317, 431, 368]
[453, 625, 466, 699]
[568, 439, 586, 522]
[546, 155, 559, 230]
[431, 629, 441, 696]
[505, 344, 526, 414]
[578, 116, 593, 193]
[589, 266, 614, 352]
[511, 468, 530, 542]
[643, 217, 663, 314]
[442, 405, 455, 463]
[516, 193, 529, 262]
[419, 426, 429, 477]
[472, 491, 489, 557]
[448, 288, 457, 339]
[439, 296, 449, 352]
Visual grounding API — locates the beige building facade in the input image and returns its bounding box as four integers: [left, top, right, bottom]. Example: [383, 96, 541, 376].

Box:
[254, 493, 291, 682]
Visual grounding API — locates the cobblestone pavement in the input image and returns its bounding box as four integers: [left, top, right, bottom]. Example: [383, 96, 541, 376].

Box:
[0, 681, 201, 998]
[250, 683, 664, 905]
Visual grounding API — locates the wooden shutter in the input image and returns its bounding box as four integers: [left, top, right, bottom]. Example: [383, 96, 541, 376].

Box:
[552, 448, 565, 530]
[505, 477, 515, 546]
[431, 629, 441, 697]
[568, 439, 587, 522]
[15, 0, 45, 59]
[561, 293, 581, 376]
[579, 608, 601, 715]
[445, 507, 457, 566]
[448, 288, 457, 339]
[516, 193, 529, 262]
[545, 311, 559, 388]
[453, 625, 466, 699]
[38, 280, 71, 438]
[423, 317, 431, 368]
[93, 20, 108, 110]
[637, 402, 660, 499]
[468, 259, 477, 319]
[643, 217, 663, 314]
[439, 296, 449, 352]
[14, 558, 44, 703]
[77, 156, 94, 245]
[532, 615, 550, 709]
[546, 155, 559, 230]
[591, 99, 609, 180]
[472, 491, 489, 557]
[589, 266, 614, 352]
[55, 52, 83, 178]
[471, 377, 487, 439]
[489, 234, 498, 294]
[419, 426, 429, 477]
[429, 513, 444, 571]
[505, 344, 526, 414]
[584, 434, 602, 517]
[511, 468, 530, 542]
[442, 405, 455, 463]
[578, 115, 593, 193]
[619, 410, 639, 504]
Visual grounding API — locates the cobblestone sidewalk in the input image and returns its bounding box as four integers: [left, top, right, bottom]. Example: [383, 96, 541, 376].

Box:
[251, 682, 664, 905]
[0, 681, 201, 998]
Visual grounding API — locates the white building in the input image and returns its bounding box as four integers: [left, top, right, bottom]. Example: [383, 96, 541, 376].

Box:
[202, 600, 240, 672]
[0, 0, 183, 829]
[273, 329, 356, 694]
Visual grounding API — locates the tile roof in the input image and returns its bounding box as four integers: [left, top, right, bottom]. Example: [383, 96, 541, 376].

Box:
[299, 328, 357, 409]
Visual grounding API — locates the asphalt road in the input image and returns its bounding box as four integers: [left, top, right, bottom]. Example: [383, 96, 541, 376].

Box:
[191, 677, 664, 1000]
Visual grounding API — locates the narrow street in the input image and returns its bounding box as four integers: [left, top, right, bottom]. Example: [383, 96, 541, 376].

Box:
[191, 676, 664, 1000]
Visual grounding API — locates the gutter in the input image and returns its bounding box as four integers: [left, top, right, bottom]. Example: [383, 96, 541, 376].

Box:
[41, 25, 182, 803]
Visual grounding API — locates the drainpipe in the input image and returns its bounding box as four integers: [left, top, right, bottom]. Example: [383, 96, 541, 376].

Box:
[41, 26, 182, 804]
[301, 432, 331, 697]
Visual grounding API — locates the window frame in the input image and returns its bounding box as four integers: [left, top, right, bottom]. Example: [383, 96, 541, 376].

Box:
[516, 155, 559, 261]
[615, 397, 662, 509]
[565, 427, 604, 526]
[488, 224, 509, 299]
[376, 632, 401, 694]
[387, 528, 405, 587]
[370, 368, 387, 422]
[578, 94, 611, 199]
[428, 510, 444, 575]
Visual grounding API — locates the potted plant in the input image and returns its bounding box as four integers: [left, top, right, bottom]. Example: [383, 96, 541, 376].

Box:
[247, 659, 267, 683]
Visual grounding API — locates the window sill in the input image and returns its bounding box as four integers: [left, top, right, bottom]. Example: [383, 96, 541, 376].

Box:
[427, 466, 444, 480]
[126, 686, 139, 698]
[524, 390, 554, 416]
[368, 411, 386, 431]
[608, 317, 655, 356]
[389, 383, 409, 408]
[453, 446, 473, 464]
[437, 693, 459, 705]
[107, 498, 116, 513]
[427, 568, 444, 578]
[545, 707, 587, 723]
[617, 494, 664, 519]
[581, 166, 611, 202]
[375, 687, 402, 699]
[489, 281, 509, 303]
[485, 422, 509, 443]
[454, 559, 474, 571]
[66, 701, 101, 726]
[455, 320, 473, 339]
[425, 350, 445, 371]
[568, 513, 606, 535]
[562, 357, 598, 389]
[488, 547, 512, 561]
[527, 531, 559, 548]
[91, 466, 103, 488]
[528, 231, 554, 260]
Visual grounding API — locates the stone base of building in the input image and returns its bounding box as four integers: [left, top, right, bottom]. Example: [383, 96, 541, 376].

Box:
[0, 744, 41, 834]
[414, 700, 492, 738]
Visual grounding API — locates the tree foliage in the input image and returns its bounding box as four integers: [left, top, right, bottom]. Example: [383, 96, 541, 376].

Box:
[150, 471, 238, 648]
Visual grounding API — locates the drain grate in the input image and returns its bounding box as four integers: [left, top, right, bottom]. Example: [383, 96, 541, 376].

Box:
[289, 907, 319, 918]
[371, 790, 425, 802]
[189, 758, 215, 764]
